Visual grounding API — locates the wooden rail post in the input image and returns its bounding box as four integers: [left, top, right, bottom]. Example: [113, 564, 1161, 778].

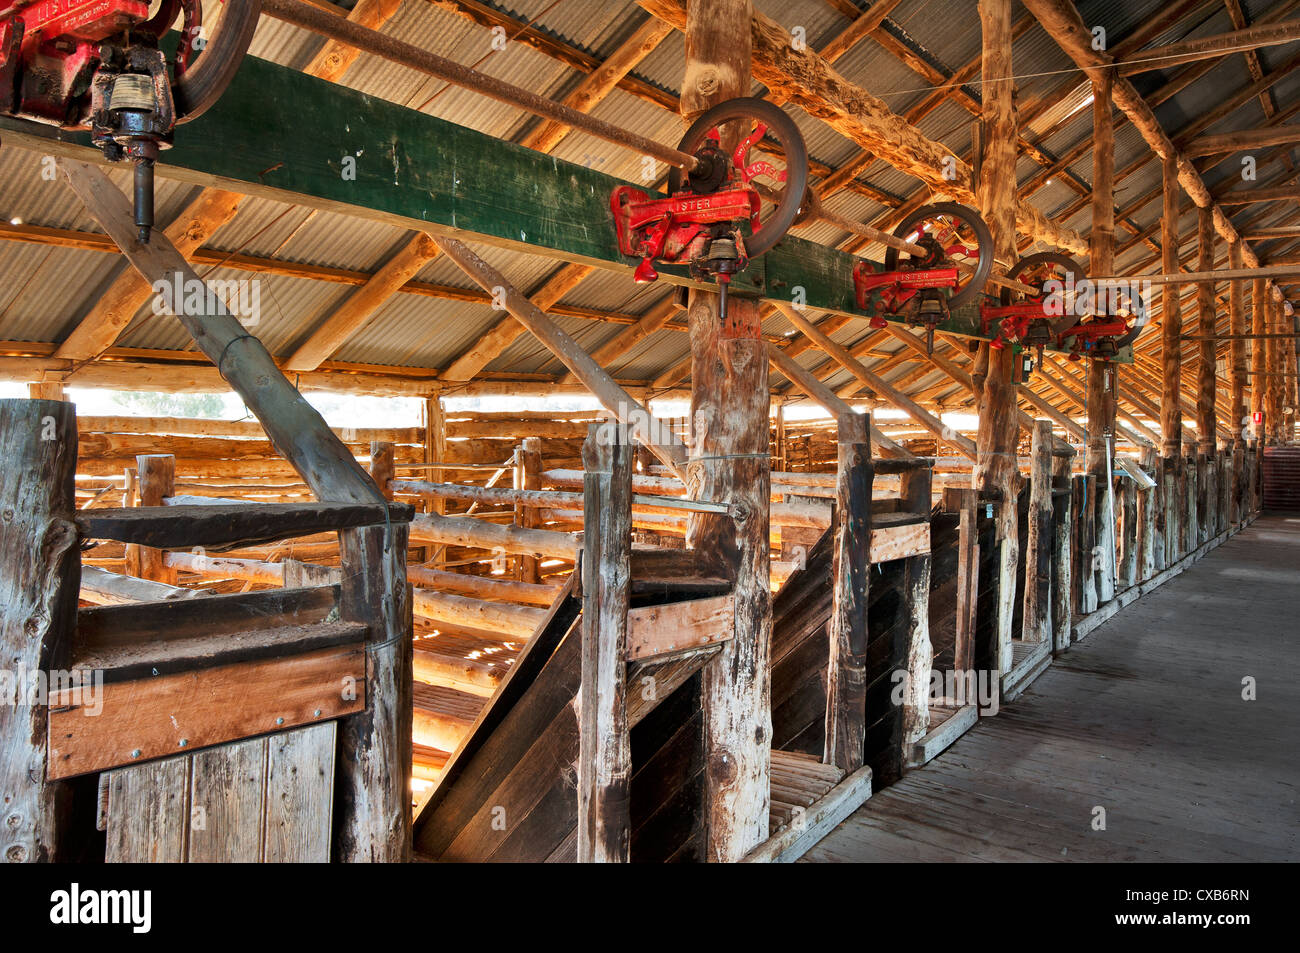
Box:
[825, 412, 872, 772]
[578, 423, 633, 862]
[1138, 448, 1157, 583]
[515, 437, 543, 584]
[424, 396, 447, 564]
[1119, 477, 1137, 589]
[683, 0, 771, 863]
[1051, 451, 1073, 653]
[132, 454, 176, 584]
[1149, 450, 1166, 575]
[369, 440, 395, 500]
[1022, 421, 1053, 644]
[953, 488, 980, 673]
[335, 518, 413, 862]
[0, 399, 79, 861]
[1075, 475, 1097, 614]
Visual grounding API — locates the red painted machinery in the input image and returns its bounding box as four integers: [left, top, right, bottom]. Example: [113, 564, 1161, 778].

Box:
[612, 97, 808, 318]
[0, 0, 261, 240]
[851, 202, 994, 352]
[979, 251, 1146, 370]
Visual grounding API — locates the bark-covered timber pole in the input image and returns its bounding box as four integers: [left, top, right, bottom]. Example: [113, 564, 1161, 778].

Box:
[974, 0, 1022, 677]
[681, 0, 772, 863]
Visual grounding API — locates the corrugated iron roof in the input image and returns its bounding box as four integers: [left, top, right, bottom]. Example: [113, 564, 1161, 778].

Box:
[0, 0, 1295, 405]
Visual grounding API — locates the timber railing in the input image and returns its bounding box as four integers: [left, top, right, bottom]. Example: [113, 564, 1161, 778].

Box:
[1, 398, 415, 863]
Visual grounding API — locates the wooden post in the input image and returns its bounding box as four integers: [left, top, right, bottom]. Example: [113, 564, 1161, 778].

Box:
[0, 399, 78, 862]
[1119, 477, 1137, 588]
[953, 488, 980, 673]
[1075, 475, 1097, 613]
[682, 0, 771, 862]
[1088, 66, 1117, 607]
[1251, 279, 1267, 445]
[27, 382, 65, 400]
[975, 0, 1020, 678]
[335, 519, 413, 862]
[515, 437, 543, 584]
[1267, 298, 1284, 443]
[1196, 207, 1218, 460]
[424, 395, 447, 564]
[1227, 243, 1246, 525]
[1051, 452, 1073, 653]
[369, 440, 395, 500]
[824, 413, 872, 773]
[1022, 421, 1053, 644]
[133, 454, 176, 585]
[1160, 155, 1183, 565]
[1138, 448, 1157, 583]
[1185, 453, 1198, 552]
[1150, 454, 1166, 574]
[578, 424, 633, 862]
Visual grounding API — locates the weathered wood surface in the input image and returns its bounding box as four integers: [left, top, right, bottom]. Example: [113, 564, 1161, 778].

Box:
[79, 501, 413, 550]
[334, 520, 413, 862]
[76, 585, 338, 654]
[951, 488, 980, 672]
[626, 595, 735, 661]
[515, 437, 544, 584]
[412, 588, 545, 638]
[578, 428, 633, 862]
[900, 551, 934, 752]
[682, 0, 771, 864]
[824, 413, 872, 773]
[105, 722, 336, 862]
[1161, 155, 1184, 462]
[409, 511, 579, 559]
[1051, 453, 1074, 652]
[1196, 209, 1218, 456]
[48, 646, 364, 779]
[804, 516, 1290, 863]
[80, 565, 208, 605]
[132, 454, 176, 584]
[1074, 475, 1097, 614]
[413, 578, 581, 855]
[1023, 421, 1054, 643]
[77, 617, 366, 684]
[407, 565, 560, 608]
[0, 399, 79, 861]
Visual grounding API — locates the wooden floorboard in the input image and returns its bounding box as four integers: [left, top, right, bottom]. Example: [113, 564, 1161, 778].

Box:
[803, 516, 1300, 863]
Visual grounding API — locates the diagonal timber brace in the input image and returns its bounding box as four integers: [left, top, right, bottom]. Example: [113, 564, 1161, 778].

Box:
[57, 159, 380, 505]
[433, 236, 691, 483]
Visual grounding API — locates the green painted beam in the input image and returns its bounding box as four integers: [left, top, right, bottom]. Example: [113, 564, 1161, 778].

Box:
[0, 47, 1131, 362]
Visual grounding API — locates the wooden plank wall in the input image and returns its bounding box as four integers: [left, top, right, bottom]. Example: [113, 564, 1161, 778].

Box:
[104, 722, 336, 862]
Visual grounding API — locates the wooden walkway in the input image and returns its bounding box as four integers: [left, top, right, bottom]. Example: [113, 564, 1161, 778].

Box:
[804, 516, 1300, 862]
